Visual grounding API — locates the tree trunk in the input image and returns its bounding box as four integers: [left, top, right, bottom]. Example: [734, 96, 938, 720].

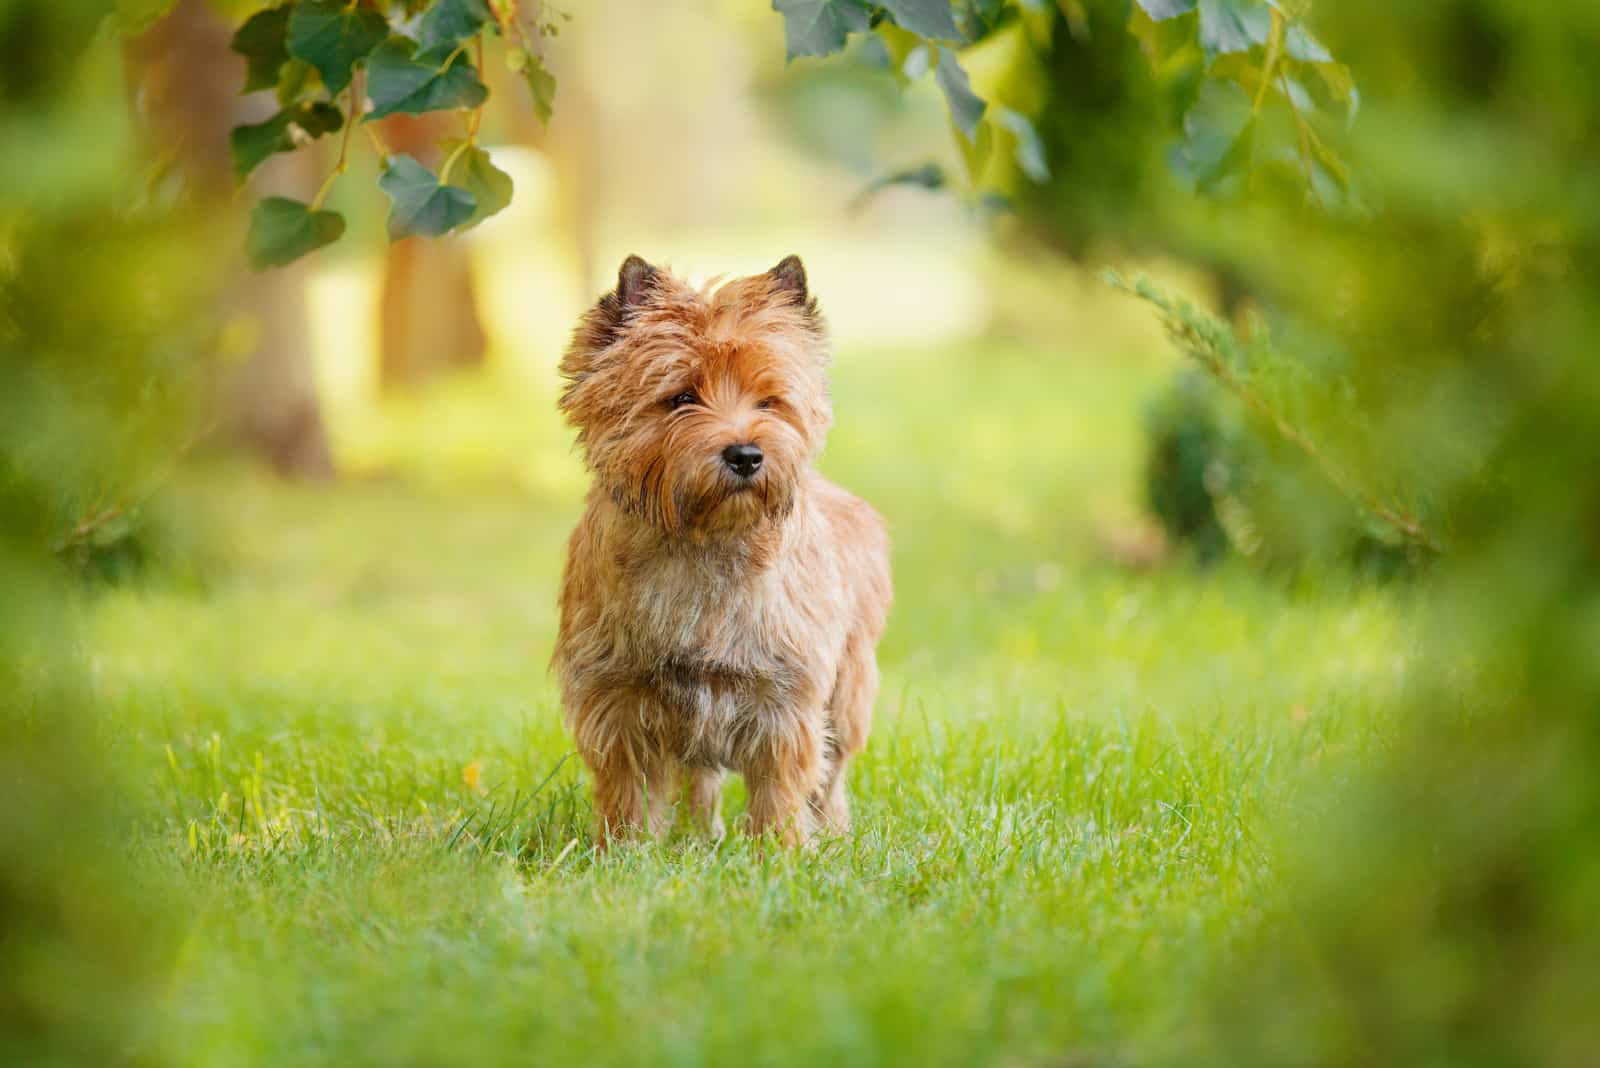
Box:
[127, 0, 335, 478]
[376, 113, 488, 391]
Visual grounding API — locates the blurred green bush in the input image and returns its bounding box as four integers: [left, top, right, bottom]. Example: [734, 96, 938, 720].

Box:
[1181, 1, 1600, 1062]
[1142, 367, 1425, 577]
[790, 1, 1600, 1057]
[1142, 368, 1233, 563]
[2, 4, 205, 1063]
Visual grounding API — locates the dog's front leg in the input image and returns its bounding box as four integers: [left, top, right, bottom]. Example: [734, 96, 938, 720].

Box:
[743, 708, 827, 847]
[570, 685, 677, 846]
[587, 744, 678, 845]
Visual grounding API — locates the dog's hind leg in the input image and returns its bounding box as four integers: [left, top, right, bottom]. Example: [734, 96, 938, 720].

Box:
[812, 627, 881, 833]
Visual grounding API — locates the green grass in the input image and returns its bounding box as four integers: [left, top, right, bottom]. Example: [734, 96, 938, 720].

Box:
[88, 340, 1410, 1067]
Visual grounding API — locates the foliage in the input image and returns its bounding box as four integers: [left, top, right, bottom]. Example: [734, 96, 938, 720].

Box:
[1142, 368, 1235, 563]
[230, 99, 344, 181]
[779, 3, 1394, 566]
[791, 8, 1600, 1053]
[114, 0, 1360, 268]
[440, 140, 514, 228]
[2, 98, 215, 585]
[1138, 1, 1600, 1061]
[120, 0, 569, 269]
[2, 5, 196, 1065]
[247, 195, 348, 267]
[122, 1, 1359, 268]
[1141, 366, 1426, 576]
[775, 0, 1357, 207]
[378, 153, 479, 237]
[1112, 272, 1442, 560]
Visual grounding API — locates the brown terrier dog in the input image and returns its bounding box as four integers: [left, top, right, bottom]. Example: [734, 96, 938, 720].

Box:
[553, 255, 891, 846]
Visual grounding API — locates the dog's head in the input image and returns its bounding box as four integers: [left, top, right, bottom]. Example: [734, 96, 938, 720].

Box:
[559, 255, 831, 538]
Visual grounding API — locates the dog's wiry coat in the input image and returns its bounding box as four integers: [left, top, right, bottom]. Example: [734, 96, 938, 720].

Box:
[554, 255, 891, 846]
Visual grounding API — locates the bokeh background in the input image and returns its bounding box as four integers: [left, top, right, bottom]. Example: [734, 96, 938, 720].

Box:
[5, 1, 1599, 1065]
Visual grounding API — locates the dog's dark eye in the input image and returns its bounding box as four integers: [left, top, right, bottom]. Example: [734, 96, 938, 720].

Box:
[667, 391, 698, 410]
[756, 397, 778, 410]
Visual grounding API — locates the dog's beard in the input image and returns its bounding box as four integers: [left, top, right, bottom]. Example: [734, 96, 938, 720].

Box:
[679, 465, 796, 537]
[690, 477, 786, 536]
[607, 455, 796, 539]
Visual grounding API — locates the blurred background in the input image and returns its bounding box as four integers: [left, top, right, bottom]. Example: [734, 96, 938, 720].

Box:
[5, 1, 1599, 1065]
[213, 0, 1183, 508]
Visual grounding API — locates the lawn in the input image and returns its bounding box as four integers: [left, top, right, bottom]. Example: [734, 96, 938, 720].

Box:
[89, 337, 1410, 1067]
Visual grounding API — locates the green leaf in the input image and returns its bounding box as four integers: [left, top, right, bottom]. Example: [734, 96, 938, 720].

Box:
[229, 100, 344, 183]
[379, 154, 478, 239]
[772, 0, 872, 60]
[1279, 75, 1315, 114]
[991, 106, 1050, 182]
[1197, 0, 1271, 57]
[1172, 78, 1253, 188]
[508, 50, 557, 125]
[1315, 61, 1360, 122]
[286, 0, 390, 95]
[1284, 23, 1331, 63]
[854, 162, 945, 207]
[879, 0, 960, 41]
[247, 197, 345, 270]
[419, 0, 491, 50]
[442, 141, 514, 229]
[873, 23, 931, 86]
[1133, 0, 1196, 20]
[875, 162, 946, 192]
[365, 37, 488, 121]
[232, 5, 293, 94]
[275, 58, 316, 106]
[935, 47, 986, 144]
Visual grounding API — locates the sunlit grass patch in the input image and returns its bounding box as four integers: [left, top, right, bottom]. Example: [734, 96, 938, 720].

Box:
[89, 335, 1414, 1067]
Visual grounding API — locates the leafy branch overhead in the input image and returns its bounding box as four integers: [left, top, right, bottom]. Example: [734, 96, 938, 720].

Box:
[1138, 0, 1359, 203]
[216, 0, 562, 270]
[772, 0, 1357, 208]
[139, 0, 1356, 270]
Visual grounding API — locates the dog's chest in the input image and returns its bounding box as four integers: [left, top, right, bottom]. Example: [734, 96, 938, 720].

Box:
[612, 554, 797, 767]
[647, 657, 776, 768]
[615, 553, 785, 670]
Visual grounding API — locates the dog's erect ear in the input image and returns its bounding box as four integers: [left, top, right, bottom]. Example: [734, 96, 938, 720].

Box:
[766, 255, 809, 306]
[567, 255, 659, 365]
[616, 254, 658, 309]
[599, 255, 659, 326]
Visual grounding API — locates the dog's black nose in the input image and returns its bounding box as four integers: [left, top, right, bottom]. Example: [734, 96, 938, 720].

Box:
[722, 443, 764, 478]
